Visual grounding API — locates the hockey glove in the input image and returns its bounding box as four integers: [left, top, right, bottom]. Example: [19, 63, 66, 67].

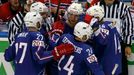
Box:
[52, 43, 74, 60]
[51, 21, 64, 35]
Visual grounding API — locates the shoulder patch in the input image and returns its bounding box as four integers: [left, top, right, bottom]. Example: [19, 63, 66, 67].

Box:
[87, 54, 97, 63]
[32, 40, 45, 47]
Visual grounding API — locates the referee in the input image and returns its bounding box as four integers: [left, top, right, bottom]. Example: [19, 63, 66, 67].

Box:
[8, 1, 53, 44]
[95, 0, 134, 75]
[8, 11, 24, 44]
[7, 0, 28, 44]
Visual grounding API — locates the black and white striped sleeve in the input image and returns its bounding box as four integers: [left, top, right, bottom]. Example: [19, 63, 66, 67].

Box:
[8, 12, 24, 44]
[123, 6, 134, 45]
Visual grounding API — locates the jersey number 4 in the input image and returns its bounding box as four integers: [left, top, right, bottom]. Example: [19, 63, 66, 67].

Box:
[59, 55, 74, 75]
[15, 42, 27, 63]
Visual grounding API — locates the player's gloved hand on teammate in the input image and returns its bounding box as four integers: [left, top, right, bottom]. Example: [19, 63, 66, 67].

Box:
[50, 21, 65, 44]
[52, 43, 75, 60]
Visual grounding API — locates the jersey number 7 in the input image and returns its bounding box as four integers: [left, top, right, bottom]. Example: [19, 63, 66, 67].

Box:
[15, 42, 27, 63]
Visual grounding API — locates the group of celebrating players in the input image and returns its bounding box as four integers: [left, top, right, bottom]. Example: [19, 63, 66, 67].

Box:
[4, 1, 125, 75]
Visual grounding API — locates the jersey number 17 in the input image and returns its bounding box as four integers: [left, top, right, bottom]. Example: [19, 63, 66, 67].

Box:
[15, 42, 27, 64]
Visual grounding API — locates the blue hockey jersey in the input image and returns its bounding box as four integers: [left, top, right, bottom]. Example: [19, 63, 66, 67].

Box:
[46, 21, 76, 75]
[49, 20, 74, 51]
[92, 21, 122, 75]
[4, 31, 53, 75]
[57, 34, 105, 75]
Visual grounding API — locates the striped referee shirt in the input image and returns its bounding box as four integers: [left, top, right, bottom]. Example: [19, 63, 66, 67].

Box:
[8, 11, 24, 44]
[95, 0, 134, 45]
[8, 12, 53, 44]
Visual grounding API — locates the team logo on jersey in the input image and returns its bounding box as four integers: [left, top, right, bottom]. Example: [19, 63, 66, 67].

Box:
[32, 40, 45, 47]
[87, 54, 97, 63]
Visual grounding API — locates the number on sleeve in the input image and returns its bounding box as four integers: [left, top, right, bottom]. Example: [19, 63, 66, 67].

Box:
[37, 34, 43, 40]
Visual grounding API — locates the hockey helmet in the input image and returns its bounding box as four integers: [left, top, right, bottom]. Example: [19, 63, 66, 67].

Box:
[74, 22, 93, 42]
[30, 2, 48, 13]
[67, 2, 83, 15]
[86, 5, 104, 21]
[24, 12, 43, 30]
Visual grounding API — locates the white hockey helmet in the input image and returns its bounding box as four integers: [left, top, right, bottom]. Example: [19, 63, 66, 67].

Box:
[67, 2, 83, 15]
[24, 12, 43, 30]
[30, 2, 48, 13]
[74, 22, 93, 42]
[86, 5, 104, 21]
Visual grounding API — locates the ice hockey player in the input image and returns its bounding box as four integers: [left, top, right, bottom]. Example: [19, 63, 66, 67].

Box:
[86, 5, 122, 75]
[4, 11, 74, 75]
[57, 22, 105, 75]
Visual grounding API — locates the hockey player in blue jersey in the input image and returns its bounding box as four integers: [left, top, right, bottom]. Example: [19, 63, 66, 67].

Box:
[46, 3, 84, 75]
[30, 2, 53, 36]
[49, 2, 84, 46]
[86, 6, 122, 75]
[4, 12, 74, 75]
[57, 22, 105, 75]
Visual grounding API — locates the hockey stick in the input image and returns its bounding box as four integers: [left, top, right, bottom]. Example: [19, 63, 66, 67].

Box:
[48, 0, 54, 25]
[112, 64, 119, 75]
[54, 0, 61, 22]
